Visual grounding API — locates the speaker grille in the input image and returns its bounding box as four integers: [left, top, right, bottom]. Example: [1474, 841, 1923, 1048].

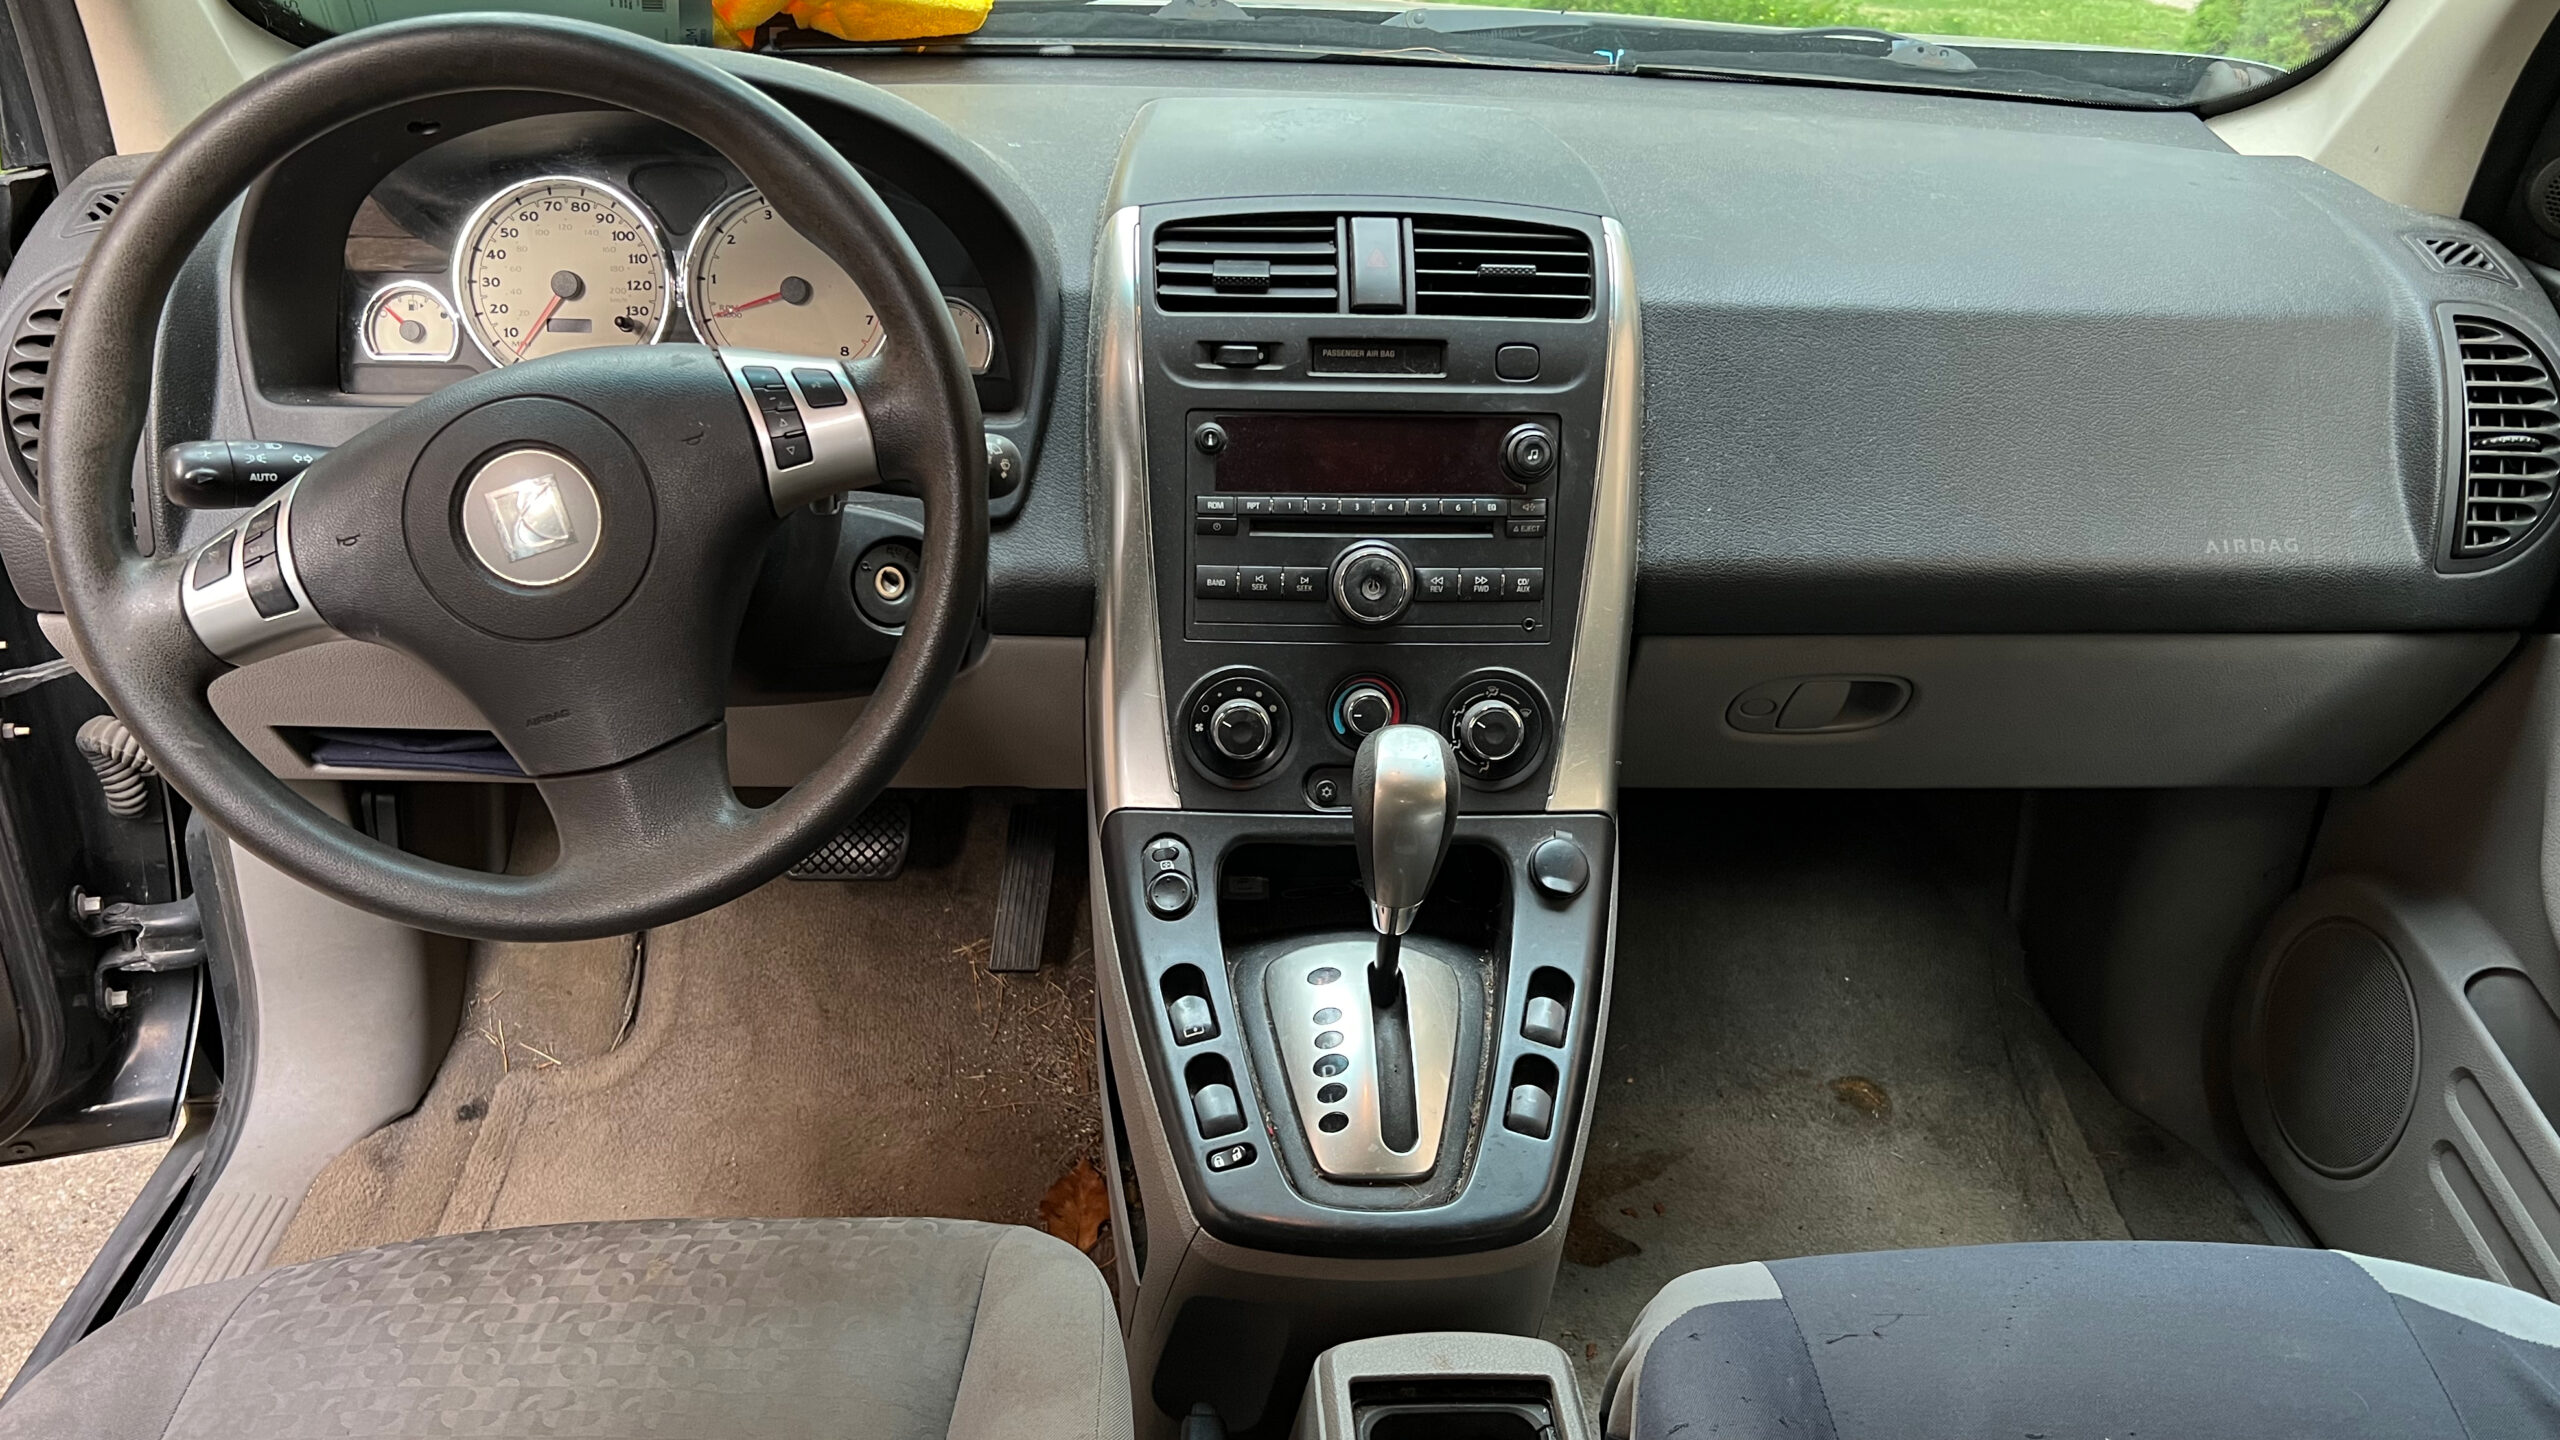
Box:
[2260, 920, 2419, 1178]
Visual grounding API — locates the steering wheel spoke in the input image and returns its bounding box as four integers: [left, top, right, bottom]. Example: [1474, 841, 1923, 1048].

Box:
[533, 724, 750, 889]
[176, 477, 341, 666]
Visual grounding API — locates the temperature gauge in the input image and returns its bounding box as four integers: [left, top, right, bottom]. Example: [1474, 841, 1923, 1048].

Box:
[360, 282, 459, 363]
[945, 296, 996, 375]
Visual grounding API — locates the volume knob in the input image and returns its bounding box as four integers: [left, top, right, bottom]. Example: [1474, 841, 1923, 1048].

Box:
[1330, 542, 1415, 626]
[1458, 697, 1527, 766]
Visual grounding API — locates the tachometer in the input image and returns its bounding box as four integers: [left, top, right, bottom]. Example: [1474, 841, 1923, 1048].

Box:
[687, 190, 884, 361]
[455, 177, 667, 366]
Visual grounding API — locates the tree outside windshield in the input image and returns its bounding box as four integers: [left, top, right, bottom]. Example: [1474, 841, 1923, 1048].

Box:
[242, 0, 2390, 103]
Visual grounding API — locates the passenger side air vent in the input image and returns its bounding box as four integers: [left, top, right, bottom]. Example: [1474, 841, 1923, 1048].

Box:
[1411, 217, 1593, 319]
[3, 285, 69, 496]
[1154, 215, 1340, 312]
[2452, 315, 2560, 560]
[2412, 234, 2516, 286]
[67, 187, 124, 235]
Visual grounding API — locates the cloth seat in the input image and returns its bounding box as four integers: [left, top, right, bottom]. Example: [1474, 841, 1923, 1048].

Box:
[0, 1216, 1129, 1440]
[1606, 1241, 2560, 1440]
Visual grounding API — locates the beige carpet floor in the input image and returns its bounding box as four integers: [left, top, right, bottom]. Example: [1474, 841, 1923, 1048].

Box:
[277, 794, 1099, 1264]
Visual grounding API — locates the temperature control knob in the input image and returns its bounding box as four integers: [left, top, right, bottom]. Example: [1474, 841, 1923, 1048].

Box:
[1458, 697, 1528, 766]
[1339, 685, 1395, 738]
[1330, 542, 1416, 626]
[1210, 697, 1277, 762]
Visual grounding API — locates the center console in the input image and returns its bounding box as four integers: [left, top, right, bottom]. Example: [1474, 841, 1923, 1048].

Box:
[1087, 191, 1638, 1440]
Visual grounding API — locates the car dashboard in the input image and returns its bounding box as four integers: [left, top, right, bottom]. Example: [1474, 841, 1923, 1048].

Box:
[0, 48, 2547, 796]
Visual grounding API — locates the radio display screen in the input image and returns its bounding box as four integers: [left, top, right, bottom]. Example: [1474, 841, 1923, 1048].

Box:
[1211, 413, 1531, 496]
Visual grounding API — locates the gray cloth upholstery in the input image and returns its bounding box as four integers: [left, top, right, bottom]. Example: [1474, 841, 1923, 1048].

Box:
[0, 1217, 1129, 1440]
[1606, 1242, 2560, 1440]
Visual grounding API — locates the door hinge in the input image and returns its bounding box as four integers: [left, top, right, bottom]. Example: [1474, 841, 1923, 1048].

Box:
[71, 888, 204, 1009]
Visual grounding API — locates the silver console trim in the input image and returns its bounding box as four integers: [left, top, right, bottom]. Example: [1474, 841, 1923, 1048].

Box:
[181, 479, 335, 665]
[1091, 206, 1181, 813]
[716, 348, 880, 513]
[1267, 937, 1461, 1180]
[1548, 218, 1641, 814]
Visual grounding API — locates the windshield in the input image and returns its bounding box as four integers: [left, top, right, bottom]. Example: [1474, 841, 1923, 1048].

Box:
[235, 0, 2388, 108]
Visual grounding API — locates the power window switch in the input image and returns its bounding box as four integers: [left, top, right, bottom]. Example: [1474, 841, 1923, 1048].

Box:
[1194, 1083, 1245, 1138]
[1168, 994, 1218, 1045]
[1522, 996, 1568, 1047]
[1504, 1082, 1555, 1140]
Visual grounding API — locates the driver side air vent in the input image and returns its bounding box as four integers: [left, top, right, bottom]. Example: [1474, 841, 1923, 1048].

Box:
[1154, 215, 1340, 312]
[1412, 217, 1593, 319]
[2452, 315, 2560, 560]
[67, 187, 124, 235]
[2, 285, 69, 496]
[2412, 235, 2516, 286]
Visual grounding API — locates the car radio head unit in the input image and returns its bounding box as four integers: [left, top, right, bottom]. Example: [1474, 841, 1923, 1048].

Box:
[1204, 412, 1535, 496]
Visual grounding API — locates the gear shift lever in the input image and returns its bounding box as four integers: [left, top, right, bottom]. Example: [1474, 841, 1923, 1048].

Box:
[1352, 724, 1460, 991]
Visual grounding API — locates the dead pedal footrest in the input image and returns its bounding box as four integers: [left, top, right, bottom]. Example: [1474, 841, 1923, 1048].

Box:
[789, 796, 911, 881]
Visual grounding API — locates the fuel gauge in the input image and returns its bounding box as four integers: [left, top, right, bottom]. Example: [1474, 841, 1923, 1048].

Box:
[361, 281, 459, 363]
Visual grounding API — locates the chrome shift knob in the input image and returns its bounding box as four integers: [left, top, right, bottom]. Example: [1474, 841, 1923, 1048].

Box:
[1352, 723, 1460, 938]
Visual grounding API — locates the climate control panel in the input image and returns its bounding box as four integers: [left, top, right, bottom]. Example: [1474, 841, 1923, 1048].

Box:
[1180, 665, 1548, 801]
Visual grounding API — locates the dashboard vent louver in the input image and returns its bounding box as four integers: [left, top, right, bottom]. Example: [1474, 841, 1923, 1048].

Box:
[68, 188, 124, 235]
[1411, 217, 1593, 319]
[2413, 234, 2516, 285]
[1154, 215, 1340, 312]
[2452, 315, 2560, 560]
[3, 285, 68, 496]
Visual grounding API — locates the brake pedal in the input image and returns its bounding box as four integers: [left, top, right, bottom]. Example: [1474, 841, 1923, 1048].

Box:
[789, 796, 911, 881]
[988, 799, 1057, 973]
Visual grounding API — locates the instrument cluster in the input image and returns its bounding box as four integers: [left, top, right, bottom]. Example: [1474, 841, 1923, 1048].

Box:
[344, 143, 1001, 390]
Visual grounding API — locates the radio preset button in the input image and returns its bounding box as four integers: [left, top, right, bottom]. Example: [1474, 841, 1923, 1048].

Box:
[1340, 498, 1373, 517]
[1308, 497, 1340, 515]
[1273, 496, 1306, 515]
[1374, 498, 1407, 517]
[1195, 566, 1240, 599]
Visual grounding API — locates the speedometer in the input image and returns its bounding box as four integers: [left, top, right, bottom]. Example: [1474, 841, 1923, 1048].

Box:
[455, 177, 667, 366]
[686, 190, 884, 362]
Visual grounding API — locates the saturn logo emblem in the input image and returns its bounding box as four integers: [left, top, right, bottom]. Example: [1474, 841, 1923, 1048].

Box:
[459, 448, 603, 587]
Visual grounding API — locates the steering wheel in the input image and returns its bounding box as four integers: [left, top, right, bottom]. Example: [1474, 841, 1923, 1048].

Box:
[42, 17, 988, 940]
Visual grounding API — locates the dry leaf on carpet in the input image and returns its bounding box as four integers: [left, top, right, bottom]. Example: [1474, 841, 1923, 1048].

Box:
[1039, 1157, 1110, 1254]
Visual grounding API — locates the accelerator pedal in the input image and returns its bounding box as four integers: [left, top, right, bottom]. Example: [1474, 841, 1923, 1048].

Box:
[789, 795, 911, 881]
[988, 798, 1058, 972]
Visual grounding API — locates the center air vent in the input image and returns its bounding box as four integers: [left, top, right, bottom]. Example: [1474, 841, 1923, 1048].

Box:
[3, 284, 69, 497]
[1412, 217, 1593, 319]
[1154, 215, 1339, 312]
[2451, 315, 2560, 561]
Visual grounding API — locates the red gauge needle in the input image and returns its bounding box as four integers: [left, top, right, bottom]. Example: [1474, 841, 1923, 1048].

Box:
[515, 292, 565, 359]
[711, 291, 787, 319]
